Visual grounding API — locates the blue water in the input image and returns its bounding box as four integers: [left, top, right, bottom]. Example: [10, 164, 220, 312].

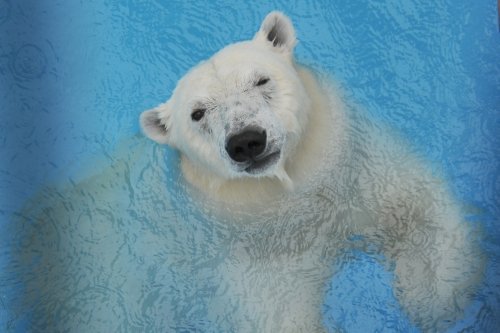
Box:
[1, 1, 498, 332]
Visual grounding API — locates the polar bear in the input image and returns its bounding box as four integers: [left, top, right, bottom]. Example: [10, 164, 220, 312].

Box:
[10, 11, 482, 333]
[139, 11, 482, 332]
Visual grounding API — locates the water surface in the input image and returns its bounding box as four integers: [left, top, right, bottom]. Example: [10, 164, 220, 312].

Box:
[1, 1, 499, 332]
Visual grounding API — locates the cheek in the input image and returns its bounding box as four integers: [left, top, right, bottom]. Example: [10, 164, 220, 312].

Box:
[176, 122, 229, 168]
[272, 81, 309, 135]
[277, 110, 301, 135]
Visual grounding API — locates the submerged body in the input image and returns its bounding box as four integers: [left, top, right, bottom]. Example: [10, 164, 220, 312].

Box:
[10, 12, 482, 333]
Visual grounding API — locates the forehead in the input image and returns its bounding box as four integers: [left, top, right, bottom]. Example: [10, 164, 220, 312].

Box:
[211, 41, 277, 76]
[182, 42, 278, 88]
[173, 41, 286, 108]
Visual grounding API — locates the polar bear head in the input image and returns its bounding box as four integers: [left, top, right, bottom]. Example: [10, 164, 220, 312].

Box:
[140, 12, 311, 191]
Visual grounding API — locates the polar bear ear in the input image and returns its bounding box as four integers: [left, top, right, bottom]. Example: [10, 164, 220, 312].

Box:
[140, 102, 173, 145]
[254, 11, 297, 55]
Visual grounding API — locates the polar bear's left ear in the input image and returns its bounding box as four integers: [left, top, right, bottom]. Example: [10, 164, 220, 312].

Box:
[254, 11, 297, 56]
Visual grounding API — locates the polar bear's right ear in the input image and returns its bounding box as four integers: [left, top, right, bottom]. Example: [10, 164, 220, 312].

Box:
[140, 102, 173, 145]
[254, 11, 297, 56]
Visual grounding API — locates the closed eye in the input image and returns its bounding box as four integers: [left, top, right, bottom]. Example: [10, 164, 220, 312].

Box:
[255, 77, 270, 86]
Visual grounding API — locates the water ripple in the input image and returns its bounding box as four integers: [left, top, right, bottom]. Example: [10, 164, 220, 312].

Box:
[0, 0, 10, 26]
[1, 1, 498, 332]
[10, 44, 47, 80]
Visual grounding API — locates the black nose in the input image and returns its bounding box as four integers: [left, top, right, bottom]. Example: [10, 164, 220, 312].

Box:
[226, 129, 267, 163]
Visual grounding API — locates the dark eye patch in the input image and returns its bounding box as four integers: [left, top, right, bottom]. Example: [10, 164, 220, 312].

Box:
[255, 77, 270, 86]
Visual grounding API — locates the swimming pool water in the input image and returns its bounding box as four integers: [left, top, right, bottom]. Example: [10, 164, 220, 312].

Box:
[1, 1, 498, 332]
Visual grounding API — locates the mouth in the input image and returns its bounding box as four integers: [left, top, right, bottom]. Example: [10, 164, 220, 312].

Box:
[244, 150, 281, 174]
